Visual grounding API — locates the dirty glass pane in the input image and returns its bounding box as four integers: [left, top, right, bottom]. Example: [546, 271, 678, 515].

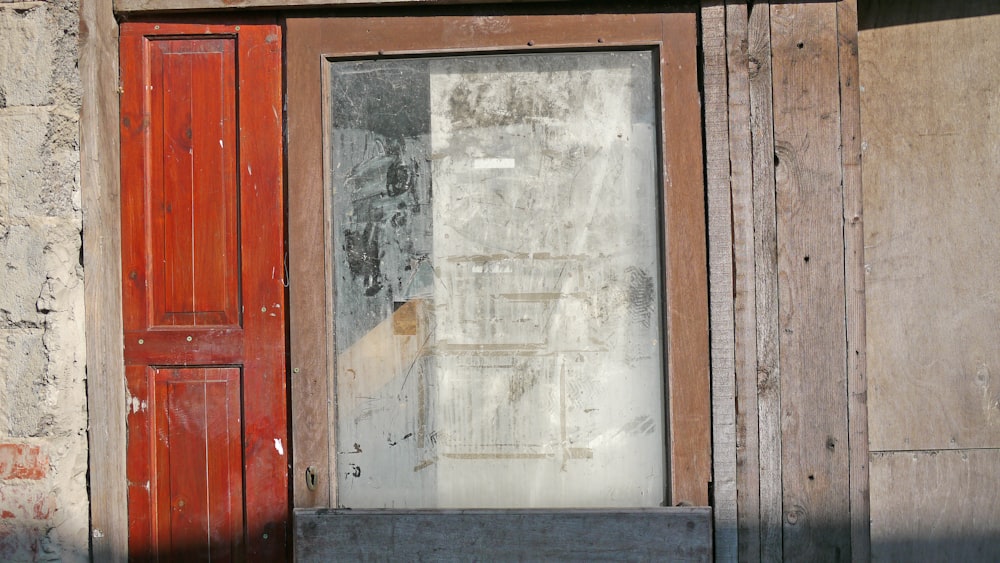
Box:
[328, 51, 664, 509]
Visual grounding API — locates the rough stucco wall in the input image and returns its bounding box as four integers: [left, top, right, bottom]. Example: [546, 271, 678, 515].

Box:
[0, 0, 89, 560]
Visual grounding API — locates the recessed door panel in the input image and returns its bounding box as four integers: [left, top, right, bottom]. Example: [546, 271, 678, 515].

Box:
[153, 367, 244, 560]
[147, 38, 240, 329]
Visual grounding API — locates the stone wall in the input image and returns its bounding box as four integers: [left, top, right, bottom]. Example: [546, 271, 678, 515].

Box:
[0, 0, 89, 560]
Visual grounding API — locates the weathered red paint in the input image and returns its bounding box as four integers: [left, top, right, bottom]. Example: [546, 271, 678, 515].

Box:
[120, 21, 287, 562]
[0, 444, 48, 481]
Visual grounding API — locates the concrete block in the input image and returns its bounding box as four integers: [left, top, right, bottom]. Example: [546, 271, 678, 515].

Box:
[0, 216, 84, 437]
[0, 222, 47, 328]
[0, 108, 53, 219]
[1, 328, 48, 436]
[0, 4, 55, 107]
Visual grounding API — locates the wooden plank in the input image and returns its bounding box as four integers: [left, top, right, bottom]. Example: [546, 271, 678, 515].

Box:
[657, 10, 712, 510]
[770, 3, 851, 560]
[286, 16, 333, 509]
[724, 2, 761, 562]
[295, 508, 713, 561]
[116, 0, 565, 14]
[835, 1, 869, 561]
[700, 1, 736, 560]
[80, 0, 128, 558]
[870, 449, 1000, 561]
[860, 5, 1000, 452]
[125, 366, 153, 557]
[233, 24, 289, 560]
[747, 2, 781, 560]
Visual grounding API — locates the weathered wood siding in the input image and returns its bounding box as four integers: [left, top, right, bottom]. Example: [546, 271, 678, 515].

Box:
[860, 2, 1000, 560]
[722, 1, 867, 561]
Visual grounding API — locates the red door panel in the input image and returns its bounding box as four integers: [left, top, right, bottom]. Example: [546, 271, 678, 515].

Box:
[147, 38, 240, 328]
[153, 368, 244, 560]
[120, 21, 286, 562]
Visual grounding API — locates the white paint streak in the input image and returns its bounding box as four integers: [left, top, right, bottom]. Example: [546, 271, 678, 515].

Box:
[473, 157, 516, 169]
[274, 438, 284, 456]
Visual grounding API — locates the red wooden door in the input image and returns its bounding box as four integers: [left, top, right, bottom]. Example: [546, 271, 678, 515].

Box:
[119, 21, 287, 561]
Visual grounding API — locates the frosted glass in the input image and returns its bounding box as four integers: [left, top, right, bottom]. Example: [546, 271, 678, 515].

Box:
[328, 51, 664, 509]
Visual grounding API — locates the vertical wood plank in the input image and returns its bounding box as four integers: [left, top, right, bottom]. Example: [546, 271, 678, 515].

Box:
[125, 365, 153, 558]
[835, 1, 870, 561]
[660, 11, 712, 508]
[747, 3, 782, 560]
[80, 0, 128, 558]
[771, 3, 850, 560]
[286, 17, 333, 509]
[235, 24, 289, 560]
[701, 1, 737, 558]
[724, 2, 763, 562]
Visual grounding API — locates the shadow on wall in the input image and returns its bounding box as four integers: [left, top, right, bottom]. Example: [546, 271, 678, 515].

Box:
[79, 526, 1000, 561]
[859, 0, 1000, 29]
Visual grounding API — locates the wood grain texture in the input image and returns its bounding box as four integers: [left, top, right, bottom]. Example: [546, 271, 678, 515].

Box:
[116, 0, 563, 14]
[724, 3, 762, 562]
[295, 508, 713, 561]
[286, 16, 334, 509]
[860, 6, 1000, 452]
[153, 367, 245, 560]
[80, 0, 127, 559]
[747, 3, 782, 560]
[120, 22, 288, 560]
[656, 9, 712, 510]
[870, 449, 1000, 562]
[771, 3, 851, 560]
[700, 1, 737, 560]
[835, 1, 870, 561]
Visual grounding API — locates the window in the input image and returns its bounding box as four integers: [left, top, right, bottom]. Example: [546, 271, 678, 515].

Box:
[287, 7, 710, 557]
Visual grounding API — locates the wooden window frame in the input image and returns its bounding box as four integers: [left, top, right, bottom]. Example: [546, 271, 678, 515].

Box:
[287, 7, 710, 512]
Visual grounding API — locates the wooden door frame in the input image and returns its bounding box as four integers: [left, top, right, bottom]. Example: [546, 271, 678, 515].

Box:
[81, 1, 738, 560]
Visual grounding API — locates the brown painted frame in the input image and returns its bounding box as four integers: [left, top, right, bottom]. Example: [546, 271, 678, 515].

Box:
[287, 8, 711, 511]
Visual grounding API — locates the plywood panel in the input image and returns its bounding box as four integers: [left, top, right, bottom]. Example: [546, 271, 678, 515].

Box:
[771, 3, 851, 559]
[870, 449, 1000, 561]
[860, 8, 1000, 451]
